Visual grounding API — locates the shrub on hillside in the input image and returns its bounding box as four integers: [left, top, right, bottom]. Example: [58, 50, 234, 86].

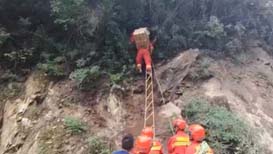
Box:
[51, 0, 85, 25]
[88, 137, 111, 154]
[69, 66, 101, 90]
[3, 48, 34, 69]
[0, 27, 9, 46]
[109, 73, 123, 85]
[182, 99, 261, 154]
[37, 56, 66, 78]
[64, 116, 87, 134]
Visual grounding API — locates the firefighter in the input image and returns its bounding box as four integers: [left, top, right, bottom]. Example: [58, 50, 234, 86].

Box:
[167, 118, 190, 154]
[185, 124, 213, 154]
[133, 135, 153, 154]
[133, 127, 154, 154]
[149, 140, 163, 154]
[141, 127, 154, 138]
[130, 28, 154, 73]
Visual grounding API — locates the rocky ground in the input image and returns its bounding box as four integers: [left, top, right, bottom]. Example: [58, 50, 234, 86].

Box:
[0, 45, 273, 154]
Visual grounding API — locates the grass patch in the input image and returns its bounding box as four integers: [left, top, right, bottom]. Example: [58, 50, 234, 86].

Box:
[69, 66, 101, 90]
[182, 99, 261, 154]
[38, 123, 66, 154]
[64, 117, 87, 134]
[109, 73, 123, 85]
[88, 137, 111, 154]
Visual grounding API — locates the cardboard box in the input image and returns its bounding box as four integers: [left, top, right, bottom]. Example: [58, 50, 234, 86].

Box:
[133, 27, 150, 49]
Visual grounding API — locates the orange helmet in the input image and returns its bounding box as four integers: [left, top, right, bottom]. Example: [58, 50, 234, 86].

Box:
[189, 124, 205, 142]
[173, 118, 187, 130]
[135, 135, 152, 153]
[141, 127, 154, 138]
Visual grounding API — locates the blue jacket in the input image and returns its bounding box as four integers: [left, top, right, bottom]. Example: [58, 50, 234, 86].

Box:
[112, 150, 129, 154]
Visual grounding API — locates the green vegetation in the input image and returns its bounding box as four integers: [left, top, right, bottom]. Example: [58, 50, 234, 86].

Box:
[64, 117, 87, 134]
[109, 73, 124, 85]
[1, 0, 273, 84]
[182, 99, 261, 154]
[0, 27, 9, 45]
[69, 66, 101, 90]
[88, 137, 111, 154]
[37, 57, 66, 78]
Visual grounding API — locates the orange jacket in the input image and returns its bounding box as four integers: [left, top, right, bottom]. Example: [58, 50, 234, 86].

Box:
[167, 131, 190, 154]
[185, 141, 213, 154]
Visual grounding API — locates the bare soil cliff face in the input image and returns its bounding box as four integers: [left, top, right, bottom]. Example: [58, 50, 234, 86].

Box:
[156, 47, 273, 153]
[201, 47, 273, 152]
[0, 47, 273, 153]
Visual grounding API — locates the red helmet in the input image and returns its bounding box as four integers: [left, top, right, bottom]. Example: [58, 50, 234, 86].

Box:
[135, 135, 152, 153]
[173, 118, 187, 130]
[189, 124, 206, 141]
[141, 127, 154, 138]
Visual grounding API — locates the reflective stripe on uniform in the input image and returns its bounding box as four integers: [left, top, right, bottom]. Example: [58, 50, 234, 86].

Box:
[172, 137, 190, 147]
[151, 146, 161, 151]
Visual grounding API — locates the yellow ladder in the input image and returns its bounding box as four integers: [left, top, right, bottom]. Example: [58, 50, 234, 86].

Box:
[144, 71, 155, 138]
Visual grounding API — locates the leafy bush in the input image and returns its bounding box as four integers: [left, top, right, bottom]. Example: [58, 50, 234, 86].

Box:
[193, 16, 227, 50]
[37, 56, 66, 78]
[0, 27, 9, 46]
[88, 137, 111, 154]
[0, 70, 17, 83]
[182, 99, 260, 154]
[109, 73, 123, 85]
[69, 66, 101, 90]
[51, 0, 86, 28]
[64, 116, 87, 134]
[1, 0, 273, 75]
[3, 48, 34, 69]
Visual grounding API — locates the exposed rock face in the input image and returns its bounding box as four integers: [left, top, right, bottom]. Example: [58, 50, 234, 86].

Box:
[1, 47, 273, 153]
[0, 72, 49, 154]
[201, 48, 273, 152]
[158, 102, 181, 118]
[156, 49, 200, 99]
[156, 48, 273, 153]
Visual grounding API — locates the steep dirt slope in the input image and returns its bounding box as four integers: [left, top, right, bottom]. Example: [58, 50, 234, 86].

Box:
[155, 47, 273, 153]
[1, 47, 273, 153]
[0, 71, 155, 153]
[201, 47, 273, 152]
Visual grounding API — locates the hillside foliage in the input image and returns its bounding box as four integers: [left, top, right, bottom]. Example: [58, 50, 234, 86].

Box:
[1, 0, 273, 77]
[182, 99, 261, 154]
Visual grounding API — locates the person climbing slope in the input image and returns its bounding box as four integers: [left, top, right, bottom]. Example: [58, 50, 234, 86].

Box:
[185, 124, 213, 154]
[130, 27, 155, 73]
[167, 118, 190, 154]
